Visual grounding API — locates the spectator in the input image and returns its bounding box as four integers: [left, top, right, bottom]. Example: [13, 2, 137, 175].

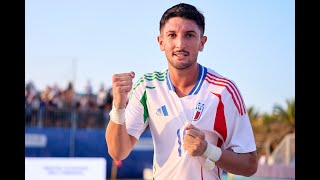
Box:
[63, 81, 75, 109]
[97, 83, 107, 110]
[105, 87, 113, 112]
[85, 80, 93, 96]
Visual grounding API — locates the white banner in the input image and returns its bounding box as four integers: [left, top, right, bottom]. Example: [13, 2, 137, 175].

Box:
[25, 157, 106, 180]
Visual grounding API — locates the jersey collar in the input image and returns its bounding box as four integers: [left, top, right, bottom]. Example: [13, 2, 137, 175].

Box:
[166, 63, 207, 95]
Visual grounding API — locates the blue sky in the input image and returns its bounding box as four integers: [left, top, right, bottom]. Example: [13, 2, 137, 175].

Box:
[25, 0, 295, 114]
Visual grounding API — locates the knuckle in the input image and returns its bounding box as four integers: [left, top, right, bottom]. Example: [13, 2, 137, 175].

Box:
[195, 141, 201, 147]
[118, 86, 124, 92]
[113, 82, 120, 88]
[112, 74, 118, 81]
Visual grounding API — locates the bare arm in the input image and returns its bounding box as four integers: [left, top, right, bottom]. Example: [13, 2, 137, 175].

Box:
[105, 71, 137, 161]
[106, 121, 137, 160]
[216, 150, 257, 176]
[183, 124, 258, 176]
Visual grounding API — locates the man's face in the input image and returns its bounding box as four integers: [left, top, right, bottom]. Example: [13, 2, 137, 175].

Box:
[158, 17, 207, 70]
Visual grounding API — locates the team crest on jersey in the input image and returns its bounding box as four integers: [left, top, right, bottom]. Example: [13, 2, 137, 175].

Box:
[193, 102, 204, 121]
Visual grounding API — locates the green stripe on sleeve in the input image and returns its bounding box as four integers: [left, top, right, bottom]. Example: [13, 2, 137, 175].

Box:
[140, 91, 149, 123]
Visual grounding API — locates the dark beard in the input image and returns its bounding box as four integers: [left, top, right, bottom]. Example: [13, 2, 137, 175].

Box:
[167, 57, 197, 70]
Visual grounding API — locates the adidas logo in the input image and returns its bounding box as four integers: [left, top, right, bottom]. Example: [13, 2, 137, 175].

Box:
[156, 105, 168, 116]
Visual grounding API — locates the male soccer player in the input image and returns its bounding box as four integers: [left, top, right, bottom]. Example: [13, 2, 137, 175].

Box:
[106, 3, 258, 179]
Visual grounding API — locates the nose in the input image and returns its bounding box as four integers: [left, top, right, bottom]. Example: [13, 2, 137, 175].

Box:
[175, 35, 186, 50]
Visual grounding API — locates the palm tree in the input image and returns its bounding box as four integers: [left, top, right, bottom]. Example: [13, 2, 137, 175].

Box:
[247, 106, 260, 122]
[248, 98, 295, 158]
[273, 97, 295, 127]
[263, 97, 295, 155]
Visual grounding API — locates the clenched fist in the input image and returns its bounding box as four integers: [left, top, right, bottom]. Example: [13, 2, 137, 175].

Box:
[183, 123, 207, 157]
[112, 71, 135, 109]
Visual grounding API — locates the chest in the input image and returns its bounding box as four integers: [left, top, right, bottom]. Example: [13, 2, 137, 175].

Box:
[147, 88, 221, 131]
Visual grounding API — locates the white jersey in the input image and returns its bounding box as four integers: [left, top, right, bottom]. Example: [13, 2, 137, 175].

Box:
[125, 63, 256, 180]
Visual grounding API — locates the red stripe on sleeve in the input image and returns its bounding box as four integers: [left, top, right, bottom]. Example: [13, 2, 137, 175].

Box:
[207, 72, 246, 114]
[211, 92, 227, 142]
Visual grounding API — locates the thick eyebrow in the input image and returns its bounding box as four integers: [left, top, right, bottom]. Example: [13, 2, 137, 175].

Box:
[185, 31, 197, 34]
[165, 30, 197, 35]
[165, 31, 176, 35]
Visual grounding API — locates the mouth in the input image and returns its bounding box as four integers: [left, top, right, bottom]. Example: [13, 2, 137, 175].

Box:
[173, 51, 189, 58]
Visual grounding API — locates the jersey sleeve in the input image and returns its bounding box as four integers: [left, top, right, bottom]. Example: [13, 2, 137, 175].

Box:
[125, 79, 149, 140]
[222, 82, 256, 153]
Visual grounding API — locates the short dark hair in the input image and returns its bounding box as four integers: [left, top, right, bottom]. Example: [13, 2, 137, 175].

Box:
[159, 3, 205, 35]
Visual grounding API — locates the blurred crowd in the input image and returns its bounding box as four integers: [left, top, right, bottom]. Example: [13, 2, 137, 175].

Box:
[25, 80, 113, 112]
[25, 80, 113, 128]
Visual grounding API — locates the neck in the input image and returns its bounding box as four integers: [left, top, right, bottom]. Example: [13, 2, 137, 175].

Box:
[169, 63, 199, 97]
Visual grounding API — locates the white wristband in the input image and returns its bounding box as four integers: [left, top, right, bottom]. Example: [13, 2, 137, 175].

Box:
[202, 142, 222, 162]
[203, 158, 215, 170]
[109, 103, 126, 125]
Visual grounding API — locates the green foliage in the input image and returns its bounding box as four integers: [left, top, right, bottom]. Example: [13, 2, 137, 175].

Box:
[248, 97, 295, 155]
[272, 97, 295, 127]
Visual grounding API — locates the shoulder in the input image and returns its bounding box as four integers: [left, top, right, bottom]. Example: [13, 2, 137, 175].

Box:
[205, 66, 227, 80]
[132, 69, 168, 91]
[203, 66, 236, 88]
[143, 69, 167, 81]
[204, 66, 246, 115]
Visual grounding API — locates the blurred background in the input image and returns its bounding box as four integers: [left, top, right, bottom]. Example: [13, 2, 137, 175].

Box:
[25, 0, 295, 179]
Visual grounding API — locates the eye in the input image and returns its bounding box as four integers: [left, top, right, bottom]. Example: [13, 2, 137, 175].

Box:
[186, 34, 194, 38]
[168, 33, 176, 38]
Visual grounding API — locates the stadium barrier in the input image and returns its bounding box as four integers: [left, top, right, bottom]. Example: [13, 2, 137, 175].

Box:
[25, 107, 109, 129]
[25, 127, 154, 179]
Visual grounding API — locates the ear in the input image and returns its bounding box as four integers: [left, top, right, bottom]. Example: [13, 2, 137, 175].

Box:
[157, 35, 165, 51]
[199, 36, 207, 52]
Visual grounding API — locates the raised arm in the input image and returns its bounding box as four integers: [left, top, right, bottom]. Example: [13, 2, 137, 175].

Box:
[105, 71, 137, 161]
